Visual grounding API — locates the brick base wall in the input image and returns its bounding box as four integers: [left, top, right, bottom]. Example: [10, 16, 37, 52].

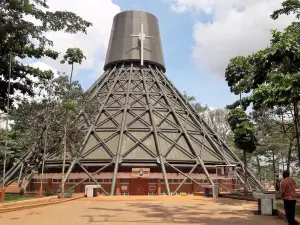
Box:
[29, 177, 237, 195]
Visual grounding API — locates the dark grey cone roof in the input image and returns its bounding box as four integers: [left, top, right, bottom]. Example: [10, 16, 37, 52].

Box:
[67, 64, 240, 165]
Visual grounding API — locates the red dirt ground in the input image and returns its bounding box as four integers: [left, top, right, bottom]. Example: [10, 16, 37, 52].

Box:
[0, 196, 286, 225]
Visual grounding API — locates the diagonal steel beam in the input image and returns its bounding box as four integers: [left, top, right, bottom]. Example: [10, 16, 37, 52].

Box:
[121, 131, 152, 156]
[110, 64, 133, 195]
[165, 162, 203, 187]
[1, 150, 34, 184]
[130, 94, 147, 107]
[72, 67, 115, 125]
[77, 67, 122, 157]
[62, 157, 78, 184]
[173, 163, 198, 195]
[150, 66, 214, 185]
[126, 109, 150, 127]
[67, 162, 113, 192]
[92, 134, 114, 158]
[17, 163, 24, 186]
[157, 111, 171, 127]
[86, 69, 109, 94]
[156, 67, 263, 190]
[155, 67, 249, 188]
[141, 67, 171, 196]
[123, 131, 157, 158]
[77, 162, 108, 196]
[158, 132, 195, 159]
[60, 67, 122, 187]
[164, 132, 183, 157]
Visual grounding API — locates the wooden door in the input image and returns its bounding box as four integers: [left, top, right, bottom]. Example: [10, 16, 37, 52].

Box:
[130, 179, 148, 195]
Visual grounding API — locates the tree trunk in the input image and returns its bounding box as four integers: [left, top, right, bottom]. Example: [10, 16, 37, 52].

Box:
[243, 150, 248, 196]
[272, 150, 276, 189]
[282, 154, 285, 172]
[293, 103, 300, 167]
[21, 170, 37, 192]
[61, 123, 67, 197]
[256, 155, 261, 182]
[287, 138, 293, 172]
[61, 63, 73, 197]
[70, 63, 74, 83]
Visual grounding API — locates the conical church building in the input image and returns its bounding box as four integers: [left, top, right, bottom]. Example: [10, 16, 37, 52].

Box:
[28, 11, 263, 196]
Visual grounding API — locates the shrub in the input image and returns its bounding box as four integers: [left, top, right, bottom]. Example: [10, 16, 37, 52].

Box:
[64, 189, 75, 198]
[45, 188, 55, 196]
[20, 188, 25, 196]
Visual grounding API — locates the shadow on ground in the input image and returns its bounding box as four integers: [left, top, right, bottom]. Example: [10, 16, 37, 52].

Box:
[81, 199, 274, 224]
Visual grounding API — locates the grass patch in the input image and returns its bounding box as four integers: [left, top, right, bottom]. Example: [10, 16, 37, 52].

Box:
[277, 201, 300, 217]
[3, 194, 35, 203]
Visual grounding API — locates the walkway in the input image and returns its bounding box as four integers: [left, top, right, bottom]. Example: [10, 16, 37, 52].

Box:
[0, 196, 285, 225]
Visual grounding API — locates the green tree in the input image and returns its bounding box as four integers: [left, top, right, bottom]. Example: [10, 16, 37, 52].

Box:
[183, 91, 196, 102]
[202, 108, 233, 146]
[2, 76, 87, 188]
[225, 3, 300, 166]
[271, 0, 300, 19]
[60, 48, 86, 82]
[59, 48, 86, 196]
[0, 0, 92, 111]
[182, 91, 208, 113]
[225, 56, 252, 96]
[227, 108, 258, 195]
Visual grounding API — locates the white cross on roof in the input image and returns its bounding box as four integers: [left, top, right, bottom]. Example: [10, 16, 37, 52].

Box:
[130, 23, 154, 66]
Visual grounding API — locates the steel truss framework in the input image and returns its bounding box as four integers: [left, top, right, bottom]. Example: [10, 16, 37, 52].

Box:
[2, 63, 264, 195]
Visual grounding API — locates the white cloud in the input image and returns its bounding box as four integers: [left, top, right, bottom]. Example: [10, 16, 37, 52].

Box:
[170, 0, 297, 77]
[171, 0, 218, 14]
[33, 0, 120, 79]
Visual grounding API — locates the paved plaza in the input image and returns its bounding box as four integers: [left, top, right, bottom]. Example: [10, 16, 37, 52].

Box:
[0, 196, 285, 225]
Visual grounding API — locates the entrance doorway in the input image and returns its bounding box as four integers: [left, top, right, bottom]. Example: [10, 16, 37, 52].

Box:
[129, 178, 148, 195]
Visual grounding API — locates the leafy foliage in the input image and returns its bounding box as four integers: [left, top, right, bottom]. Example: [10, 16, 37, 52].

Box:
[183, 91, 234, 146]
[225, 2, 300, 167]
[202, 108, 233, 145]
[60, 48, 86, 66]
[6, 76, 88, 173]
[0, 0, 92, 111]
[227, 108, 257, 154]
[271, 0, 300, 19]
[182, 91, 208, 113]
[0, 128, 22, 174]
[225, 56, 252, 95]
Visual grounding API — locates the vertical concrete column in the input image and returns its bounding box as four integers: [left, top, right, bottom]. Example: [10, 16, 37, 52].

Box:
[157, 179, 161, 196]
[48, 178, 52, 190]
[0, 188, 5, 201]
[116, 179, 121, 196]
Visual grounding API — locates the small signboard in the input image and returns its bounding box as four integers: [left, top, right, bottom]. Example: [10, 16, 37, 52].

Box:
[121, 186, 128, 191]
[131, 168, 150, 178]
[228, 171, 237, 178]
[149, 185, 156, 191]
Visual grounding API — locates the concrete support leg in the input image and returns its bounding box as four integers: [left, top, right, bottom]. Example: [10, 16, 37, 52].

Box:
[116, 179, 121, 196]
[0, 188, 5, 202]
[37, 185, 43, 198]
[157, 179, 161, 196]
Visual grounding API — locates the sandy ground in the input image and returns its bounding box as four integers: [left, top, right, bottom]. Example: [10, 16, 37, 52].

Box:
[0, 196, 285, 225]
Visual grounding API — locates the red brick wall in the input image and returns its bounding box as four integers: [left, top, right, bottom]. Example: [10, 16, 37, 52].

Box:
[28, 177, 237, 195]
[129, 179, 148, 195]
